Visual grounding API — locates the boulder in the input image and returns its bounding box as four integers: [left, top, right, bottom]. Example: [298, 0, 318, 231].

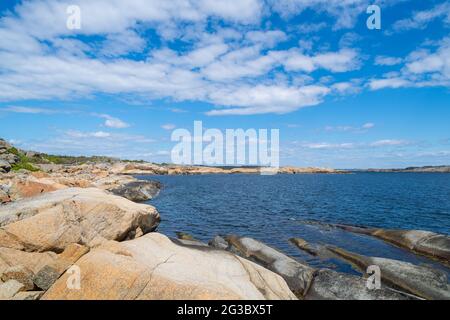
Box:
[176, 231, 196, 241]
[0, 159, 11, 173]
[305, 269, 410, 300]
[0, 188, 160, 252]
[0, 153, 19, 165]
[328, 247, 450, 300]
[0, 247, 57, 275]
[220, 235, 316, 298]
[93, 175, 135, 190]
[0, 185, 10, 204]
[116, 163, 169, 175]
[33, 244, 89, 290]
[0, 280, 25, 299]
[209, 235, 229, 250]
[1, 265, 34, 290]
[7, 175, 68, 201]
[110, 180, 161, 202]
[43, 233, 297, 300]
[335, 225, 450, 266]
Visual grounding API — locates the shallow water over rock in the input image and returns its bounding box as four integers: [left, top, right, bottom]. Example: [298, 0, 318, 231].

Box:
[140, 173, 450, 277]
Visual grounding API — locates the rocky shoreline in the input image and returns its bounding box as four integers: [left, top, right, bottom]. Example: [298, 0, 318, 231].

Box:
[0, 139, 449, 300]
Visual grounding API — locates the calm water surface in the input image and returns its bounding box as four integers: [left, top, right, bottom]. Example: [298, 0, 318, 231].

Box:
[139, 173, 450, 276]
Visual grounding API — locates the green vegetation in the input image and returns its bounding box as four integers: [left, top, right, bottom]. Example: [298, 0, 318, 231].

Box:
[8, 147, 40, 172]
[6, 145, 134, 169]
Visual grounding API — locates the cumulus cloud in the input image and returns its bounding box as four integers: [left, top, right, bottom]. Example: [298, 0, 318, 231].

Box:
[95, 114, 130, 129]
[369, 37, 450, 90]
[206, 85, 330, 115]
[391, 2, 450, 33]
[0, 0, 366, 116]
[268, 0, 402, 29]
[0, 0, 434, 117]
[374, 56, 403, 66]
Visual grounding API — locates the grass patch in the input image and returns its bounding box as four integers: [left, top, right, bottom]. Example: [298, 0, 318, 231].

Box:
[7, 147, 40, 172]
[11, 161, 39, 172]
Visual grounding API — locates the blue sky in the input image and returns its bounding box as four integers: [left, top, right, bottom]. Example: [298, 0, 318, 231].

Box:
[0, 0, 449, 168]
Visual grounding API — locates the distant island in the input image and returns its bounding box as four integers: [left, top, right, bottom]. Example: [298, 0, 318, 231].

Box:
[362, 166, 450, 173]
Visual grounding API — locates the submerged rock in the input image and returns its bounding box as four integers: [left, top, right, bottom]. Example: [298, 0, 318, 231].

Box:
[291, 238, 417, 300]
[328, 247, 450, 300]
[306, 269, 410, 300]
[43, 233, 297, 300]
[220, 236, 410, 300]
[220, 235, 316, 298]
[0, 188, 160, 252]
[335, 225, 450, 266]
[290, 238, 323, 257]
[110, 181, 161, 202]
[209, 235, 229, 250]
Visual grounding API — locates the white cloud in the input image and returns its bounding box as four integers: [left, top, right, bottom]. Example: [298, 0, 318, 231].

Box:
[369, 77, 411, 90]
[268, 0, 402, 29]
[244, 30, 287, 47]
[66, 130, 111, 138]
[370, 139, 409, 147]
[161, 124, 176, 130]
[206, 84, 330, 115]
[0, 0, 371, 116]
[0, 106, 55, 114]
[374, 56, 403, 66]
[301, 142, 356, 149]
[65, 130, 153, 143]
[362, 122, 375, 129]
[325, 122, 375, 133]
[96, 114, 130, 129]
[283, 49, 360, 73]
[392, 2, 450, 33]
[370, 37, 450, 90]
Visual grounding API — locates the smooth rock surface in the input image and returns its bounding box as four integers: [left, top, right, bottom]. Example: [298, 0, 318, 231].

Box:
[222, 235, 316, 298]
[305, 269, 410, 300]
[0, 188, 160, 252]
[335, 225, 450, 266]
[43, 233, 297, 300]
[110, 180, 161, 202]
[328, 247, 450, 300]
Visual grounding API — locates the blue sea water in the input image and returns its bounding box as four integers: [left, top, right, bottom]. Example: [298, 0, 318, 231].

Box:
[139, 173, 450, 276]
